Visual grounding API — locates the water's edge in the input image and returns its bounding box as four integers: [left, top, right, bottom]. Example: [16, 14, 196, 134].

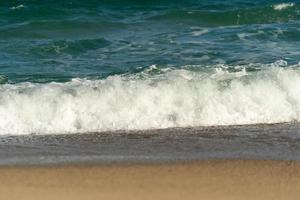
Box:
[1, 122, 300, 166]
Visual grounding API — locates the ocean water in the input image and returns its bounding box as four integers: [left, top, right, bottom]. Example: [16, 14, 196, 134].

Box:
[0, 0, 300, 135]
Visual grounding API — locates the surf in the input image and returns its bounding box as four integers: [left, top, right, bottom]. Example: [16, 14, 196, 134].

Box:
[0, 61, 300, 135]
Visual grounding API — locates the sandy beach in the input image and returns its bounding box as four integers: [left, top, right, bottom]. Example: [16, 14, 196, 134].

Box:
[1, 160, 300, 200]
[1, 1, 300, 200]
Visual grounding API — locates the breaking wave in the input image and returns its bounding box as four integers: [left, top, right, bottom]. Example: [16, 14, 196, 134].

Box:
[1, 61, 300, 135]
[273, 3, 295, 11]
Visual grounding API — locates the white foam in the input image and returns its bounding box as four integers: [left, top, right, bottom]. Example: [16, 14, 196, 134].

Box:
[1, 61, 300, 135]
[10, 4, 25, 10]
[273, 3, 294, 10]
[191, 29, 209, 36]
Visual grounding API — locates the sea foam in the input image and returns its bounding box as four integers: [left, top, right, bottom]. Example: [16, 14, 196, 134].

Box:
[1, 61, 300, 135]
[273, 3, 295, 10]
[10, 4, 25, 10]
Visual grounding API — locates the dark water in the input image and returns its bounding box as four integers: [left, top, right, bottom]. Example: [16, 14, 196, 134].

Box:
[1, 1, 300, 135]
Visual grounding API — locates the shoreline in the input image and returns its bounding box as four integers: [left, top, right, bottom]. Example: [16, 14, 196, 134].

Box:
[1, 160, 300, 200]
[1, 122, 300, 165]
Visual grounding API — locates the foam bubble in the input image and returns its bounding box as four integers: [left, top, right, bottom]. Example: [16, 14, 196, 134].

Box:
[1, 61, 300, 135]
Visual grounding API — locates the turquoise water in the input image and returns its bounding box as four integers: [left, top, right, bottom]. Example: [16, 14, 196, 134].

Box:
[1, 0, 300, 83]
[1, 1, 300, 134]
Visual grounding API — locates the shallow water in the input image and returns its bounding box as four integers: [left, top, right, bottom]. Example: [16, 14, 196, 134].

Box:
[1, 123, 300, 165]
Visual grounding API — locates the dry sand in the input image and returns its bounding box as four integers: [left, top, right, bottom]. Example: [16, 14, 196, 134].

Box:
[1, 160, 300, 200]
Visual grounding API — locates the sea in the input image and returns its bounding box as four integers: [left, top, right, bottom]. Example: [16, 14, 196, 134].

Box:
[1, 0, 300, 164]
[1, 0, 300, 135]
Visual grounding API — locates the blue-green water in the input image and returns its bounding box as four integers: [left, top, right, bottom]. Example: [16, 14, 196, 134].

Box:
[1, 0, 300, 83]
[0, 1, 300, 135]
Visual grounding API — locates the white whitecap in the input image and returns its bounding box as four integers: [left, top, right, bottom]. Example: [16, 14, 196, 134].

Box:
[10, 4, 25, 10]
[0, 61, 300, 135]
[273, 3, 295, 10]
[191, 29, 209, 36]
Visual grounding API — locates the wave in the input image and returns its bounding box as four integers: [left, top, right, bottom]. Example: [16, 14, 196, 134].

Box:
[0, 61, 300, 135]
[0, 75, 8, 84]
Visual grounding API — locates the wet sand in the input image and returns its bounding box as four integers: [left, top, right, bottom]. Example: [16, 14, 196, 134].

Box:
[1, 160, 300, 200]
[1, 124, 300, 199]
[1, 123, 300, 165]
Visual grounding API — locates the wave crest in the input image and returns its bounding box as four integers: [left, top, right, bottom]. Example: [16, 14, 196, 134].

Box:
[0, 61, 300, 135]
[273, 3, 295, 11]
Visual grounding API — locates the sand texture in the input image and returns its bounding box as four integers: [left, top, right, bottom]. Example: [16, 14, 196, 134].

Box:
[1, 160, 300, 200]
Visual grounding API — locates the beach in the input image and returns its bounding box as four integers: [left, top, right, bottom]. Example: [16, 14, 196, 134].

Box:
[1, 124, 300, 199]
[1, 1, 300, 199]
[1, 160, 300, 200]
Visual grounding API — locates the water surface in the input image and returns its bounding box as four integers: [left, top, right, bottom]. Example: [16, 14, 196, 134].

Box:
[0, 1, 300, 134]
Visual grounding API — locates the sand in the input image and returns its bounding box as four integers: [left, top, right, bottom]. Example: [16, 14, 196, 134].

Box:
[0, 160, 300, 200]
